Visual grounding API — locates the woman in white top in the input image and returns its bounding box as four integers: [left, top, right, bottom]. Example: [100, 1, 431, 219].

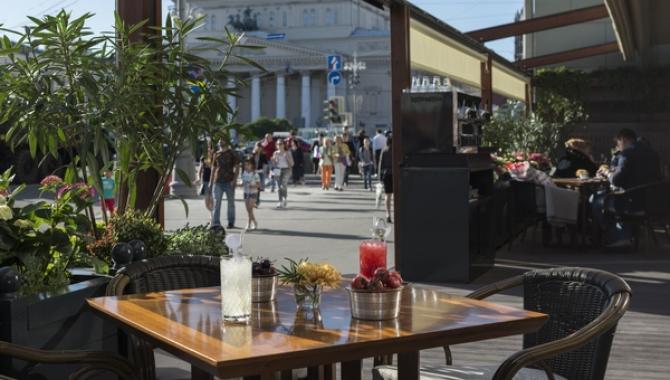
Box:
[271, 140, 294, 208]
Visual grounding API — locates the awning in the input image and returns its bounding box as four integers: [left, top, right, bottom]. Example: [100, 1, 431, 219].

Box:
[605, 0, 670, 62]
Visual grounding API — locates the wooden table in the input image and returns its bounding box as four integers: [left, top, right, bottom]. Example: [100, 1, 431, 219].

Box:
[87, 285, 547, 380]
[553, 177, 609, 246]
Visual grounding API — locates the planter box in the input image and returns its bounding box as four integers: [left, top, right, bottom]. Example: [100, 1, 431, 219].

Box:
[0, 274, 117, 379]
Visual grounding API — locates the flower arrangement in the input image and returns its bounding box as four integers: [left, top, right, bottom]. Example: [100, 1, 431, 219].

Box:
[278, 258, 341, 309]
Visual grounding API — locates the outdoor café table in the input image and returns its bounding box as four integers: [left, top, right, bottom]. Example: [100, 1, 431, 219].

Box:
[86, 284, 547, 380]
[553, 177, 609, 246]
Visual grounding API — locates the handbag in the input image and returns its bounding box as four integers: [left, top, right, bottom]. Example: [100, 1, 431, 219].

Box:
[205, 193, 213, 211]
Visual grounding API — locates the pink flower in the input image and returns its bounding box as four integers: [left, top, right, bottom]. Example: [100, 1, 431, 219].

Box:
[56, 182, 95, 200]
[40, 175, 63, 187]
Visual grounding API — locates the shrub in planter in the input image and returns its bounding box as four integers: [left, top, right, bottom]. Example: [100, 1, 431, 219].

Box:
[108, 211, 166, 259]
[166, 225, 229, 257]
[0, 170, 95, 295]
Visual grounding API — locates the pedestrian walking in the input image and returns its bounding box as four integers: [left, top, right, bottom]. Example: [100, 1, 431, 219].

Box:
[372, 129, 387, 175]
[197, 149, 212, 196]
[290, 140, 304, 185]
[320, 138, 335, 190]
[209, 137, 240, 229]
[251, 142, 267, 206]
[241, 160, 260, 230]
[101, 170, 116, 215]
[272, 140, 294, 208]
[261, 133, 276, 192]
[311, 134, 323, 175]
[378, 136, 393, 223]
[357, 137, 375, 190]
[334, 135, 350, 191]
[343, 133, 356, 186]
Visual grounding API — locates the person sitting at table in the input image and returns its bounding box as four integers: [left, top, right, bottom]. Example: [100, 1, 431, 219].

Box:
[554, 138, 597, 178]
[592, 128, 661, 246]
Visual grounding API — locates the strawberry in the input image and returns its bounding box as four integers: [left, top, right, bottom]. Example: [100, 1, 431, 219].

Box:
[386, 271, 403, 289]
[351, 275, 369, 290]
[372, 268, 389, 284]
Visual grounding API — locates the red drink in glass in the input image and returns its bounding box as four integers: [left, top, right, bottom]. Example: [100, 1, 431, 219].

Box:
[359, 240, 387, 279]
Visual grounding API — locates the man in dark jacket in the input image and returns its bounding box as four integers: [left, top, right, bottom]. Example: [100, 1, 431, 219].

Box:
[606, 129, 660, 190]
[593, 129, 661, 246]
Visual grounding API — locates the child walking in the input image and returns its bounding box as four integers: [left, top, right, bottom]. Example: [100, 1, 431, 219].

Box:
[242, 160, 260, 230]
[101, 170, 116, 215]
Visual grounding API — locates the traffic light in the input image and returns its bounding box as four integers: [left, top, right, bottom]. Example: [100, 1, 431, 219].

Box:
[322, 96, 345, 124]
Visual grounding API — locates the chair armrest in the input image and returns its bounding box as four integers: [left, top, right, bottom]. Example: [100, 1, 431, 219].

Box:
[0, 341, 137, 380]
[466, 275, 523, 300]
[442, 275, 524, 365]
[491, 292, 630, 380]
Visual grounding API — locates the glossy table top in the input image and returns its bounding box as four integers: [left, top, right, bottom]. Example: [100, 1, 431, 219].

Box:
[87, 284, 547, 376]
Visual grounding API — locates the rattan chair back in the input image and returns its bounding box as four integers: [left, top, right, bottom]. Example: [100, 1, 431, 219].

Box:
[521, 268, 631, 380]
[106, 255, 220, 296]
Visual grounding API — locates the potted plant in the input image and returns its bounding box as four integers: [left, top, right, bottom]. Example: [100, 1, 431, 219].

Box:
[347, 268, 404, 321]
[277, 258, 341, 310]
[0, 170, 117, 378]
[166, 224, 229, 257]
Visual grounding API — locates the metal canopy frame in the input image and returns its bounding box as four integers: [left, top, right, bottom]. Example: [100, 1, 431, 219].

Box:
[467, 5, 610, 43]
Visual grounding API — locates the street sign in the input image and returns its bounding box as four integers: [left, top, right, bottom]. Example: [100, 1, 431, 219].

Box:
[327, 71, 342, 86]
[266, 33, 286, 40]
[327, 55, 342, 71]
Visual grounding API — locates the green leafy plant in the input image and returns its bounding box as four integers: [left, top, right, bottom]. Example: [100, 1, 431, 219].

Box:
[166, 225, 228, 257]
[108, 211, 166, 259]
[0, 10, 260, 221]
[0, 170, 95, 294]
[244, 118, 293, 140]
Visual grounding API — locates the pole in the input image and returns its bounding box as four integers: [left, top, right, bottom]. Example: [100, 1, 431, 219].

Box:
[389, 1, 411, 271]
[116, 0, 164, 225]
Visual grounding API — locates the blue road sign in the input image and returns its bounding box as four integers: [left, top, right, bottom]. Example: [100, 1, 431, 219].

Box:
[327, 55, 342, 71]
[327, 71, 342, 86]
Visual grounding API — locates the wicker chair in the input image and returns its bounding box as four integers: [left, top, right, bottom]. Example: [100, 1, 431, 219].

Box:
[106, 255, 221, 380]
[373, 267, 631, 380]
[0, 340, 138, 379]
[602, 181, 670, 249]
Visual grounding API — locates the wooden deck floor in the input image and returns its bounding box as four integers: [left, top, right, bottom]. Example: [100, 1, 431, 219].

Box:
[155, 236, 670, 379]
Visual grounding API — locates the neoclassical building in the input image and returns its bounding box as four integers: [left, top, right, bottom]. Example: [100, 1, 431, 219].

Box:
[176, 0, 393, 133]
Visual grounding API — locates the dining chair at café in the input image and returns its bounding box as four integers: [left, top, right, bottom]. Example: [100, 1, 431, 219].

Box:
[602, 181, 670, 250]
[373, 267, 631, 380]
[106, 255, 221, 380]
[0, 340, 138, 379]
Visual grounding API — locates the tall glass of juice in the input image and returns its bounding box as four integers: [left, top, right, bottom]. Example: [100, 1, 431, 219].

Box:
[359, 240, 387, 279]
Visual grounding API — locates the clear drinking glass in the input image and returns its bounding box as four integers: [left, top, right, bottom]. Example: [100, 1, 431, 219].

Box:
[220, 255, 252, 323]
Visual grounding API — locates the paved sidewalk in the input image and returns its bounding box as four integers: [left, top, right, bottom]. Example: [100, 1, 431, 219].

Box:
[164, 175, 395, 274]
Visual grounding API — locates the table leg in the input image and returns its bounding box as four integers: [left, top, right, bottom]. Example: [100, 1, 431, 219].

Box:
[341, 360, 362, 380]
[243, 374, 274, 380]
[191, 365, 213, 380]
[397, 351, 419, 380]
[280, 369, 293, 380]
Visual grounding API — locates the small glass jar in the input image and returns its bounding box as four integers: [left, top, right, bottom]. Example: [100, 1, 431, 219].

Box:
[294, 284, 323, 310]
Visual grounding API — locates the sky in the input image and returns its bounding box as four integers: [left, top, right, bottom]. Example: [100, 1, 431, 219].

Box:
[0, 0, 523, 60]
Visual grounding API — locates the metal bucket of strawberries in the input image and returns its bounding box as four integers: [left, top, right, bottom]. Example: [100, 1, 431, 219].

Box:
[252, 258, 278, 303]
[347, 268, 404, 321]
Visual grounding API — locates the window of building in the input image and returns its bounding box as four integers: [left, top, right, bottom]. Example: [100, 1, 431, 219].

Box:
[325, 8, 337, 25]
[268, 10, 276, 28]
[282, 11, 288, 27]
[302, 8, 317, 26]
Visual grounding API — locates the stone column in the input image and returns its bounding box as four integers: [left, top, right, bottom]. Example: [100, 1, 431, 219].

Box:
[226, 77, 237, 121]
[169, 142, 197, 198]
[301, 72, 311, 128]
[251, 75, 261, 121]
[276, 74, 286, 119]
